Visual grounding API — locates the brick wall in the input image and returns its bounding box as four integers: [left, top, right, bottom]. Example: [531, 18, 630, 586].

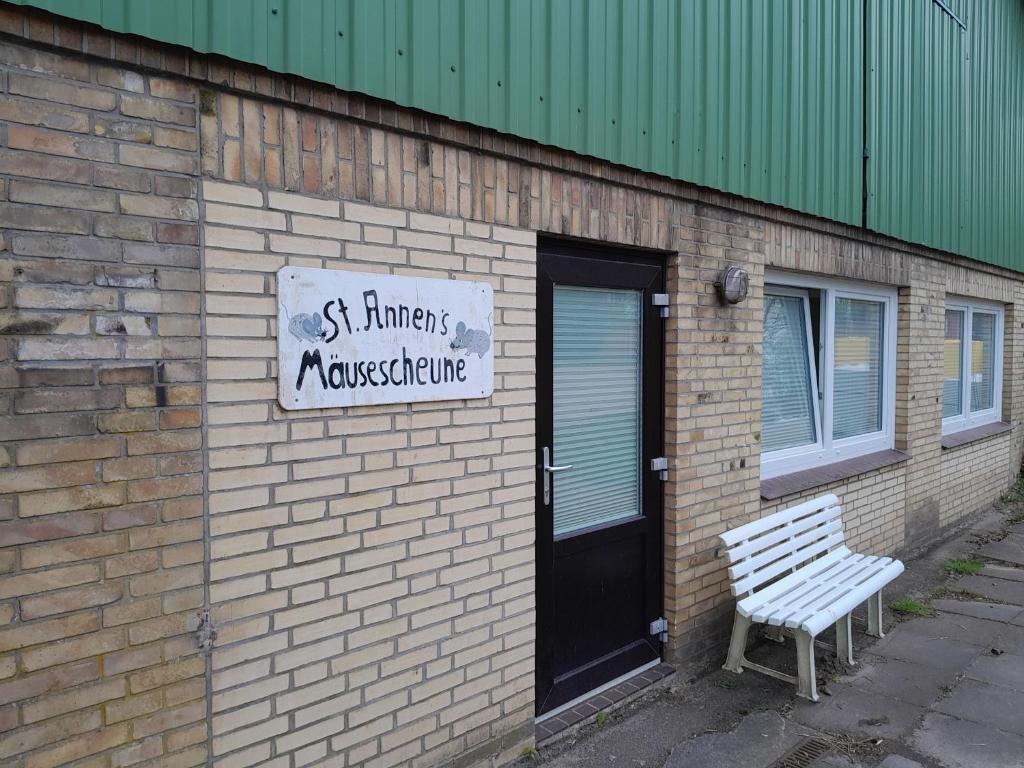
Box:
[756, 224, 1024, 557]
[200, 181, 536, 768]
[0, 39, 207, 768]
[1, 9, 1024, 768]
[940, 435, 1014, 529]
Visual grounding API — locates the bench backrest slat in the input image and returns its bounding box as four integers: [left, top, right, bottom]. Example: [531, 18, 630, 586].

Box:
[719, 494, 840, 547]
[730, 531, 845, 596]
[718, 494, 845, 598]
[724, 509, 840, 564]
[727, 518, 843, 580]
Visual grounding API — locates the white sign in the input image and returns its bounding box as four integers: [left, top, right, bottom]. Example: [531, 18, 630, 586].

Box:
[277, 267, 494, 409]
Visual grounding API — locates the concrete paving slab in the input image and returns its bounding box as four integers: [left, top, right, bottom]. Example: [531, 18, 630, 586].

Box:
[933, 678, 1024, 736]
[808, 756, 859, 768]
[979, 533, 1024, 566]
[843, 657, 954, 707]
[954, 574, 1024, 606]
[981, 564, 1024, 583]
[876, 756, 924, 768]
[912, 712, 1024, 768]
[932, 598, 1024, 622]
[991, 623, 1024, 654]
[966, 651, 1024, 691]
[893, 613, 1004, 644]
[867, 629, 984, 672]
[663, 711, 813, 768]
[790, 687, 925, 741]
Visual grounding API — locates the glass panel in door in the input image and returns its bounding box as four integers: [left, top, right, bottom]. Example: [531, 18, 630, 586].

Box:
[552, 286, 641, 536]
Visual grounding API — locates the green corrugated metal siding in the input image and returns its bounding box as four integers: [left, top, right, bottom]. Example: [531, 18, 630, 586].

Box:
[867, 0, 1024, 272]
[11, 0, 1024, 272]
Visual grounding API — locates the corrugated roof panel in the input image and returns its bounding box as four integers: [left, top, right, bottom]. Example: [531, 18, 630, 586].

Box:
[867, 0, 1024, 271]
[12, 0, 1024, 271]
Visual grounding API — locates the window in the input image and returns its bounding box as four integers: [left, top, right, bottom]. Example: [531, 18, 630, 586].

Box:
[942, 298, 1003, 434]
[761, 273, 897, 480]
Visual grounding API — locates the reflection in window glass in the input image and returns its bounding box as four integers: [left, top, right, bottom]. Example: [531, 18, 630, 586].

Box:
[552, 286, 641, 536]
[762, 294, 817, 453]
[971, 312, 996, 412]
[943, 310, 964, 418]
[832, 298, 884, 440]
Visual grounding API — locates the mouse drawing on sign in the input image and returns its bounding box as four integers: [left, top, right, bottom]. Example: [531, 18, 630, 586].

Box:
[284, 306, 327, 343]
[449, 313, 492, 358]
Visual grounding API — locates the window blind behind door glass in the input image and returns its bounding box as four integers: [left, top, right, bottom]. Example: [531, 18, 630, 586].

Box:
[762, 293, 817, 453]
[970, 312, 996, 412]
[944, 309, 964, 418]
[833, 298, 884, 440]
[552, 286, 641, 536]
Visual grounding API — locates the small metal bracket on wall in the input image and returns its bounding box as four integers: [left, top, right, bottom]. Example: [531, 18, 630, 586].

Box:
[652, 293, 670, 318]
[191, 610, 217, 651]
[650, 617, 669, 642]
[650, 456, 668, 481]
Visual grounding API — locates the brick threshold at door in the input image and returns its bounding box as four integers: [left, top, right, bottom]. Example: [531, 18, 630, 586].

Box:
[535, 663, 676, 743]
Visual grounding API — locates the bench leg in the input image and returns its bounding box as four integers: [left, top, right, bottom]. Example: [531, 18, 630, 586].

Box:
[723, 612, 752, 673]
[763, 624, 786, 644]
[867, 590, 885, 638]
[836, 613, 854, 666]
[794, 629, 819, 702]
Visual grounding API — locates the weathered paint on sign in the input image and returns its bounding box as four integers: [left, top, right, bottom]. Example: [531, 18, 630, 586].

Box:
[277, 267, 494, 409]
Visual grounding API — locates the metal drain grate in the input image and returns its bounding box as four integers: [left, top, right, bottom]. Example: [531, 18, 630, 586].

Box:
[768, 736, 833, 768]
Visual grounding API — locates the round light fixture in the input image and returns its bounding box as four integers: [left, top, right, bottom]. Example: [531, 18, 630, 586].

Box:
[715, 265, 749, 304]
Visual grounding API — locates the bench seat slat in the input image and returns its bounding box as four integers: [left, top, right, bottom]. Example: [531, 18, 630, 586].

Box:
[788, 561, 904, 636]
[761, 558, 881, 626]
[735, 547, 852, 609]
[750, 554, 870, 623]
[757, 554, 894, 627]
[723, 507, 842, 563]
[719, 494, 839, 547]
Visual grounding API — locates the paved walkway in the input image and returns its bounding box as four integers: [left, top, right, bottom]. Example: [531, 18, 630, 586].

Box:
[524, 500, 1024, 768]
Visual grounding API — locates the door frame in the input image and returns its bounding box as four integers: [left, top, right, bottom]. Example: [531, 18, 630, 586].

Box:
[534, 236, 667, 715]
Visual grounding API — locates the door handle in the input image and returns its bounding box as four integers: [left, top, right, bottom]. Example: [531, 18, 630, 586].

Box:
[542, 447, 573, 505]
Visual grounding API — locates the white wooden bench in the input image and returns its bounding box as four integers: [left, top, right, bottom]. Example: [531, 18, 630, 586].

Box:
[718, 493, 904, 701]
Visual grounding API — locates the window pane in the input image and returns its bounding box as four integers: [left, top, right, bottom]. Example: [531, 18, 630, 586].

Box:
[762, 294, 817, 452]
[944, 310, 964, 418]
[552, 286, 641, 536]
[970, 312, 996, 412]
[833, 298, 884, 440]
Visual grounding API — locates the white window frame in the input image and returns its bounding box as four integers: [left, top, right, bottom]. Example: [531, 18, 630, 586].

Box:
[942, 297, 1004, 435]
[762, 271, 898, 480]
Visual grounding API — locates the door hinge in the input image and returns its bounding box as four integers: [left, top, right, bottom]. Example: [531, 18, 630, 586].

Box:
[651, 293, 670, 318]
[650, 456, 668, 481]
[650, 617, 669, 642]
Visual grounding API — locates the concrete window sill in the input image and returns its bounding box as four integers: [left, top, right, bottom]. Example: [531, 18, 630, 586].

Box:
[941, 421, 1012, 450]
[760, 449, 910, 501]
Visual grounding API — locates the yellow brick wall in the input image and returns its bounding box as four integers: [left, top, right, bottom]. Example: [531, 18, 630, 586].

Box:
[201, 182, 536, 768]
[0, 37, 207, 768]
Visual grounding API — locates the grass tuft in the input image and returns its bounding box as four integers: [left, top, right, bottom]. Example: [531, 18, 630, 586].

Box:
[595, 711, 608, 726]
[889, 598, 934, 617]
[944, 558, 984, 575]
[1000, 475, 1024, 504]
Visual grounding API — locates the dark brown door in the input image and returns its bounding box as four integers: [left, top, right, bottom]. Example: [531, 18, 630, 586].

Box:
[535, 240, 665, 715]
